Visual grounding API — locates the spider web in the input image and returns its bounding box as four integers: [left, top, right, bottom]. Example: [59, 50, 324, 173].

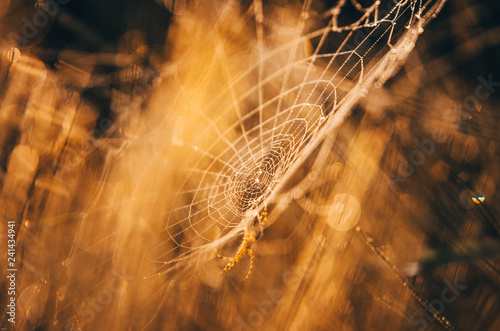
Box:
[7, 0, 500, 330]
[150, 0, 448, 275]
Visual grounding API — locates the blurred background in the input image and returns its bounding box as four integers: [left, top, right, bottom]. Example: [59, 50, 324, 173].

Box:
[1, 0, 499, 330]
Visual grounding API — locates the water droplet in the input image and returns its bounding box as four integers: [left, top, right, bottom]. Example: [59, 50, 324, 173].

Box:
[327, 194, 360, 231]
[7, 47, 21, 63]
[472, 194, 485, 204]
